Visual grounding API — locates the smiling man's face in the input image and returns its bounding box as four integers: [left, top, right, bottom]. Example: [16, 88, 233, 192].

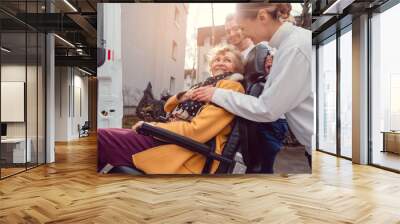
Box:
[225, 19, 246, 46]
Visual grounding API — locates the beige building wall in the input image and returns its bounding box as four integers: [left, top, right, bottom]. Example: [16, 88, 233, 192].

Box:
[121, 3, 188, 112]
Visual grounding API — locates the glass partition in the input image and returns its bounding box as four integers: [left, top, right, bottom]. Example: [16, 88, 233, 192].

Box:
[0, 1, 46, 179]
[1, 31, 28, 177]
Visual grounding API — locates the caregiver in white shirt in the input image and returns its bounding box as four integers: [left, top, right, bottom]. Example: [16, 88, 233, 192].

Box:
[192, 3, 313, 159]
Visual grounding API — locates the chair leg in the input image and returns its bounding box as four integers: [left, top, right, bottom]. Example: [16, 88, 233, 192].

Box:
[99, 163, 114, 174]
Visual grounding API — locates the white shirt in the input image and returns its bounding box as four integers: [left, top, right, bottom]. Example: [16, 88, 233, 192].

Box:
[212, 22, 313, 154]
[246, 41, 285, 120]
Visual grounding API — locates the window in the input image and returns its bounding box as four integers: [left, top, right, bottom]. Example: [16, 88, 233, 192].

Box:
[370, 3, 400, 171]
[317, 36, 337, 155]
[174, 6, 180, 28]
[316, 28, 352, 159]
[171, 41, 177, 61]
[390, 74, 400, 130]
[169, 76, 176, 94]
[340, 28, 352, 158]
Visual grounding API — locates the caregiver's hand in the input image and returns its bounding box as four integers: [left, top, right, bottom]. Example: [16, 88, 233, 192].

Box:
[132, 121, 156, 133]
[265, 54, 273, 75]
[191, 85, 216, 102]
[131, 121, 144, 133]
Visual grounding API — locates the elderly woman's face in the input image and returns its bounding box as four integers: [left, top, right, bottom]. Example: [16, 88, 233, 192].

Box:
[211, 52, 236, 76]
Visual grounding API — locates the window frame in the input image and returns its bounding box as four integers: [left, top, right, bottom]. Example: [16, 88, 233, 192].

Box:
[315, 24, 353, 161]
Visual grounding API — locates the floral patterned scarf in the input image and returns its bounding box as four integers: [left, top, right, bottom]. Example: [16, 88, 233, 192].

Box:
[169, 72, 243, 121]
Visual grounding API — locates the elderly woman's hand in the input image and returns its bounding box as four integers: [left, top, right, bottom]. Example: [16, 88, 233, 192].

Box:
[179, 89, 195, 102]
[191, 86, 216, 102]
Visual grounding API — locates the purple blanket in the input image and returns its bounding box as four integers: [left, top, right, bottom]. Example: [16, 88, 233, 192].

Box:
[97, 128, 163, 172]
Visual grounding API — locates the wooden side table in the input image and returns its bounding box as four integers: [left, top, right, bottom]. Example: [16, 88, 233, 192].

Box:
[381, 131, 400, 154]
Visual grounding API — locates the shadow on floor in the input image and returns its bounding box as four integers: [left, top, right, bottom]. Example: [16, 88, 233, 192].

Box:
[274, 146, 311, 174]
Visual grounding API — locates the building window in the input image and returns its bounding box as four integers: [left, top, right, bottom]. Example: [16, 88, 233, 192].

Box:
[182, 4, 189, 14]
[169, 76, 176, 94]
[171, 41, 177, 61]
[174, 6, 180, 28]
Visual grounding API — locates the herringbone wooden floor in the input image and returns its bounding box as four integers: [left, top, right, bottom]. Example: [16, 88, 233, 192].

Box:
[1, 135, 400, 224]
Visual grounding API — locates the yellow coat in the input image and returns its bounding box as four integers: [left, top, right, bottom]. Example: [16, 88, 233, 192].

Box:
[132, 79, 245, 174]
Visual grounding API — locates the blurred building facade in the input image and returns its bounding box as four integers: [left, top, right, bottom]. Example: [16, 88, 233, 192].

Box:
[184, 69, 196, 90]
[121, 3, 188, 115]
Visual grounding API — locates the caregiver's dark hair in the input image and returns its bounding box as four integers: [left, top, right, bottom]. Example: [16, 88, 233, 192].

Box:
[236, 3, 292, 21]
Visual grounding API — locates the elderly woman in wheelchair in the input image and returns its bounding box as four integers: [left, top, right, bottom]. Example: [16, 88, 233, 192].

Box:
[98, 45, 247, 174]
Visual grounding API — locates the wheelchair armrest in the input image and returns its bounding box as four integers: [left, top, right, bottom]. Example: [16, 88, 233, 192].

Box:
[137, 123, 233, 164]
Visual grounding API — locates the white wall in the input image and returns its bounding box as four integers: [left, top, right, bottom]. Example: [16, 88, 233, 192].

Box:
[1, 65, 27, 140]
[55, 67, 69, 141]
[72, 74, 89, 138]
[97, 3, 123, 129]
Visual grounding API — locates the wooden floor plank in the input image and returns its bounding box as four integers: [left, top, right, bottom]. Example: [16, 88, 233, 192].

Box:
[0, 135, 399, 223]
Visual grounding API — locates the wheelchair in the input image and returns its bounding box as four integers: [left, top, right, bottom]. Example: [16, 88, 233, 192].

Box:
[99, 44, 271, 174]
